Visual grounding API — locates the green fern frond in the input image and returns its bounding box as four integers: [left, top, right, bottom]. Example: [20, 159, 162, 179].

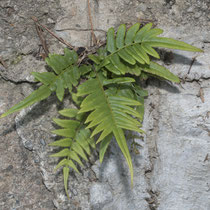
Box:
[33, 49, 89, 101]
[0, 49, 91, 118]
[49, 108, 95, 198]
[77, 72, 145, 185]
[89, 23, 202, 81]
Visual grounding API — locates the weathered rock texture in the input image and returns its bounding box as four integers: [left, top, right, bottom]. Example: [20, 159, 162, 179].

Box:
[0, 0, 210, 209]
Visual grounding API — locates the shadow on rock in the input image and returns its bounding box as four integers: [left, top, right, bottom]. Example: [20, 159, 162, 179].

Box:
[0, 94, 60, 137]
[147, 78, 180, 94]
[156, 49, 203, 66]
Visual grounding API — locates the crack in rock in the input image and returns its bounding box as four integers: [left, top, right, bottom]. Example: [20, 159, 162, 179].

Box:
[143, 89, 161, 210]
[0, 72, 38, 85]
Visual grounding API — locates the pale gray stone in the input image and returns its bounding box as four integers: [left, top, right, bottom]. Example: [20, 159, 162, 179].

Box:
[90, 183, 113, 210]
[1, 0, 210, 209]
[146, 82, 210, 210]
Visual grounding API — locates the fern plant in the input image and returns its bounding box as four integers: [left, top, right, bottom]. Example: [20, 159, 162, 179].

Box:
[1, 22, 203, 197]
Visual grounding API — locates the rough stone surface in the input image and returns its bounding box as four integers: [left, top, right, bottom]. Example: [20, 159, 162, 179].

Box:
[90, 183, 113, 210]
[0, 80, 55, 209]
[0, 0, 210, 210]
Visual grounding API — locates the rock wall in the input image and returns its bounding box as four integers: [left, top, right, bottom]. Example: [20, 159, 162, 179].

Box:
[0, 0, 210, 209]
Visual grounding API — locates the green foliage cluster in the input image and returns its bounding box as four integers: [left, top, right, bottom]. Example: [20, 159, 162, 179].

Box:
[1, 23, 202, 198]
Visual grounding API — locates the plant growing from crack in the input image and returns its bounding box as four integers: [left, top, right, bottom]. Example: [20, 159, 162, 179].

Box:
[1, 22, 203, 198]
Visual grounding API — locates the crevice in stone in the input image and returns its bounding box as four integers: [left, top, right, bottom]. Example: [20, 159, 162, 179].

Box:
[145, 189, 160, 210]
[0, 73, 37, 85]
[144, 90, 161, 210]
[204, 40, 210, 43]
[181, 76, 210, 84]
[197, 123, 210, 136]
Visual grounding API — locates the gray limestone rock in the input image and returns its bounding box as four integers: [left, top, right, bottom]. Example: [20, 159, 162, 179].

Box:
[0, 0, 210, 209]
[147, 81, 210, 210]
[90, 183, 113, 210]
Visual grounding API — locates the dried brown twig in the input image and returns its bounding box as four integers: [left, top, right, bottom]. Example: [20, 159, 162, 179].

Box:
[31, 13, 157, 66]
[87, 0, 98, 46]
[77, 40, 106, 65]
[187, 56, 197, 74]
[0, 56, 7, 69]
[31, 16, 105, 65]
[31, 16, 75, 50]
[199, 87, 205, 103]
[34, 23, 49, 59]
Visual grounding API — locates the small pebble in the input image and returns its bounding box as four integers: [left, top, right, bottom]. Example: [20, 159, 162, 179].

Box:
[34, 155, 40, 163]
[24, 141, 33, 151]
[83, 171, 89, 179]
[187, 7, 194, 13]
[194, 12, 202, 18]
[40, 138, 46, 146]
[47, 18, 55, 24]
[72, 189, 78, 196]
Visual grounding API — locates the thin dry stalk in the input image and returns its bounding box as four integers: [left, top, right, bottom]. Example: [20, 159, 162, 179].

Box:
[87, 0, 97, 45]
[32, 16, 75, 50]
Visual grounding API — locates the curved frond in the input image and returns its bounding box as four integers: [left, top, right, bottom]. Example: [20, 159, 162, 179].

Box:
[88, 23, 202, 82]
[35, 48, 82, 101]
[77, 73, 145, 185]
[49, 108, 95, 197]
[1, 49, 92, 118]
